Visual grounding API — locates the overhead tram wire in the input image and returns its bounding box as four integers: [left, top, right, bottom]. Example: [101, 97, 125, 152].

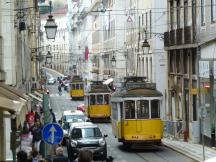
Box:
[1, 3, 216, 13]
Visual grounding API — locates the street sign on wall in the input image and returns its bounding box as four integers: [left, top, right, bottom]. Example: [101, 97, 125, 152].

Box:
[42, 123, 63, 145]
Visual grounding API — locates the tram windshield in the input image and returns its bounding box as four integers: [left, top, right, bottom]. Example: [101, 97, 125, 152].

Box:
[76, 84, 79, 89]
[97, 95, 103, 104]
[80, 83, 83, 89]
[89, 94, 110, 105]
[125, 100, 135, 119]
[151, 100, 160, 118]
[90, 95, 96, 105]
[124, 99, 160, 119]
[137, 100, 149, 119]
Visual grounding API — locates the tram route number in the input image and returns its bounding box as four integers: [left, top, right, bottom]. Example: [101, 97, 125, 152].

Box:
[131, 135, 156, 139]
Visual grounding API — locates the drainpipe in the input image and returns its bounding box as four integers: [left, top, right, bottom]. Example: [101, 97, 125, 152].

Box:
[209, 60, 215, 147]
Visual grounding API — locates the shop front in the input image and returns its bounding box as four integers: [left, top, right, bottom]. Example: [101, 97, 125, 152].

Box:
[0, 83, 29, 161]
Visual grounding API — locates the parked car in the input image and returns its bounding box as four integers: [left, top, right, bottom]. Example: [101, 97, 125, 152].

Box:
[67, 122, 108, 161]
[48, 77, 56, 85]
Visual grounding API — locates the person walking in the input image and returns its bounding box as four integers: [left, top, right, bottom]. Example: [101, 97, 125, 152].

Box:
[49, 108, 56, 123]
[17, 150, 30, 162]
[53, 147, 69, 162]
[58, 85, 62, 96]
[77, 148, 93, 162]
[30, 119, 43, 154]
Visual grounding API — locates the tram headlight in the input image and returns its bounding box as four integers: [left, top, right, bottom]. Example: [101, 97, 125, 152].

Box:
[99, 138, 106, 146]
[71, 140, 77, 147]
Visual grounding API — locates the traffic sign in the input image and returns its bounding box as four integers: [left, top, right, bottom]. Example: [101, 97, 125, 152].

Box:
[127, 15, 133, 22]
[42, 123, 63, 145]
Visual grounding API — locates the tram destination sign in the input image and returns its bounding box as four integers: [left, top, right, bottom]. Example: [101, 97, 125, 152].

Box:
[126, 82, 156, 90]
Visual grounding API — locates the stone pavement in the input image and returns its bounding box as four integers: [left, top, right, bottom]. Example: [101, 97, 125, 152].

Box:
[162, 138, 216, 162]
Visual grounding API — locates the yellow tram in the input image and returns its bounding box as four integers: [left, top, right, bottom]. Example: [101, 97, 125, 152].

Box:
[70, 75, 84, 100]
[85, 81, 111, 122]
[111, 76, 163, 146]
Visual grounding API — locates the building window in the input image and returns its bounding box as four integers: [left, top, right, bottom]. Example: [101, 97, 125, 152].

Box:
[176, 0, 180, 28]
[184, 0, 188, 26]
[211, 0, 216, 22]
[170, 1, 174, 30]
[176, 50, 181, 73]
[201, 0, 205, 25]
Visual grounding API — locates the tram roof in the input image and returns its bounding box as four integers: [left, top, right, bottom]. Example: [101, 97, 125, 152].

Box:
[112, 88, 162, 97]
[87, 81, 111, 93]
[71, 75, 83, 82]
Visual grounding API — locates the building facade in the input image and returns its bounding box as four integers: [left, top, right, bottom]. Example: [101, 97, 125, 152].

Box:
[164, 0, 199, 142]
[40, 5, 70, 75]
[0, 0, 39, 160]
[197, 0, 216, 146]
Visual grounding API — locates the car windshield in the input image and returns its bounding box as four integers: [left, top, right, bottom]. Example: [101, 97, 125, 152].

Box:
[65, 115, 85, 123]
[71, 127, 102, 138]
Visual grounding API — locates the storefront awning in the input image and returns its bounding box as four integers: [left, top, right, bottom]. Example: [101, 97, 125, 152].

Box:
[28, 93, 43, 102]
[34, 91, 43, 98]
[103, 78, 114, 85]
[0, 83, 29, 128]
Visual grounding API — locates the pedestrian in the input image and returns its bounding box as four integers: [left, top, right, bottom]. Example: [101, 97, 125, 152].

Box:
[53, 146, 69, 162]
[28, 149, 42, 162]
[77, 148, 93, 162]
[30, 119, 43, 153]
[17, 150, 28, 162]
[49, 109, 56, 123]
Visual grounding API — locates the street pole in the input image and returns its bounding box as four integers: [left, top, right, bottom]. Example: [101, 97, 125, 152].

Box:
[209, 60, 215, 147]
[42, 69, 51, 157]
[197, 47, 205, 160]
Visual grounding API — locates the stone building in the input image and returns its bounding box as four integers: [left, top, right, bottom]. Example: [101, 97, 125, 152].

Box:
[0, 0, 39, 160]
[197, 0, 216, 146]
[164, 0, 199, 142]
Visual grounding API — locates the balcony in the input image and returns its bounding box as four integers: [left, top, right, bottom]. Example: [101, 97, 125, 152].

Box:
[164, 32, 169, 47]
[164, 26, 196, 49]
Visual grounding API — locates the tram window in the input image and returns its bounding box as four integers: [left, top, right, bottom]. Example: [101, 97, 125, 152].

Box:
[72, 84, 75, 89]
[104, 94, 109, 104]
[80, 83, 83, 89]
[97, 95, 103, 104]
[112, 103, 118, 120]
[90, 95, 96, 105]
[151, 100, 160, 118]
[124, 100, 135, 119]
[76, 84, 79, 89]
[137, 100, 149, 119]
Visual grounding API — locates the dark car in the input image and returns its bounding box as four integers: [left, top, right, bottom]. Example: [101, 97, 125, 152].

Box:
[67, 122, 107, 161]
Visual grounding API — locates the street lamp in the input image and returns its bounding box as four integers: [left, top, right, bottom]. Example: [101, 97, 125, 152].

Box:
[142, 39, 150, 54]
[111, 55, 116, 68]
[45, 51, 52, 65]
[142, 30, 150, 54]
[44, 1, 57, 39]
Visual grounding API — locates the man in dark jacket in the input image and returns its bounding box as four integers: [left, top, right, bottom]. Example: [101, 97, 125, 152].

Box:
[53, 147, 69, 162]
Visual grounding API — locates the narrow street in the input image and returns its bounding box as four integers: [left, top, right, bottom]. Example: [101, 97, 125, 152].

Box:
[46, 73, 197, 162]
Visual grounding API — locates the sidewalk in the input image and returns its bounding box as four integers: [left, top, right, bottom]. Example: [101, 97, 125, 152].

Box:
[162, 138, 216, 162]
